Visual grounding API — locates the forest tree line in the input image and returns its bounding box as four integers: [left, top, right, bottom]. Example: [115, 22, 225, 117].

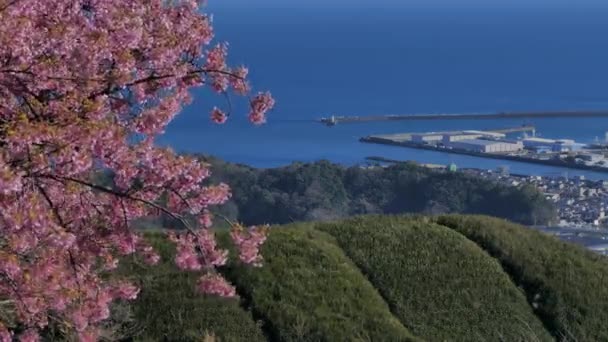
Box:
[194, 157, 556, 226]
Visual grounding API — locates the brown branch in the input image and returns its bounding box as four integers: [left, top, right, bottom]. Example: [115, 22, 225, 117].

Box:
[0, 68, 106, 83]
[90, 68, 244, 99]
[34, 182, 83, 297]
[35, 173, 196, 233]
[2, 66, 245, 97]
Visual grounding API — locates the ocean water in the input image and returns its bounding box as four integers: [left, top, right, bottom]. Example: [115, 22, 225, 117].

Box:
[158, 5, 608, 179]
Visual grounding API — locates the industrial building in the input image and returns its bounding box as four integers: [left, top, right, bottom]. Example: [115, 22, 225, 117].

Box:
[495, 139, 524, 149]
[448, 139, 523, 153]
[463, 130, 506, 139]
[523, 137, 585, 152]
[553, 142, 585, 152]
[442, 133, 483, 144]
[529, 145, 553, 154]
[411, 133, 443, 143]
[523, 137, 557, 148]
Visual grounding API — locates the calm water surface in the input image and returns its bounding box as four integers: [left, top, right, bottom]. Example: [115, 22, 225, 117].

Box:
[159, 6, 608, 179]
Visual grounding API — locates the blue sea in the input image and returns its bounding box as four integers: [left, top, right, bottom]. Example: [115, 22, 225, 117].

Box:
[158, 4, 608, 179]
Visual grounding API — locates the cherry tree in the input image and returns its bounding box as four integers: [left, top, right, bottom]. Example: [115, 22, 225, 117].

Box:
[0, 0, 274, 340]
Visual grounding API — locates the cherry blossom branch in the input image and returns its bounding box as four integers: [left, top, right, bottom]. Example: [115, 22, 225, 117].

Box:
[34, 182, 84, 297]
[91, 67, 245, 99]
[35, 173, 197, 233]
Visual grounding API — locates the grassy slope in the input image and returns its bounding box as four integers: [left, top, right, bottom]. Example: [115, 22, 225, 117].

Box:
[122, 215, 608, 342]
[437, 215, 608, 342]
[223, 225, 418, 342]
[317, 216, 552, 342]
[119, 232, 266, 342]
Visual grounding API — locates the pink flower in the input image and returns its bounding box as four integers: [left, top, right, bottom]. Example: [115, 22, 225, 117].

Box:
[210, 107, 228, 124]
[18, 329, 39, 342]
[71, 310, 88, 332]
[231, 66, 250, 95]
[205, 44, 229, 92]
[144, 252, 160, 265]
[0, 323, 12, 342]
[197, 274, 236, 297]
[0, 155, 23, 195]
[114, 282, 140, 300]
[141, 246, 160, 265]
[175, 243, 202, 271]
[0, 253, 21, 278]
[248, 92, 275, 124]
[78, 328, 99, 342]
[0, 0, 271, 337]
[231, 225, 268, 267]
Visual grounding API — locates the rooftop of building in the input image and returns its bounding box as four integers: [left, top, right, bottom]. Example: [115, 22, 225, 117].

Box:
[443, 132, 483, 137]
[523, 137, 557, 143]
[463, 130, 506, 137]
[451, 139, 513, 146]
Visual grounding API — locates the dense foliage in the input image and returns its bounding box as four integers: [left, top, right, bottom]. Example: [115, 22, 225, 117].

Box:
[0, 1, 273, 340]
[318, 216, 551, 342]
[117, 215, 608, 341]
[437, 215, 608, 341]
[200, 157, 556, 226]
[223, 225, 417, 342]
[118, 233, 265, 341]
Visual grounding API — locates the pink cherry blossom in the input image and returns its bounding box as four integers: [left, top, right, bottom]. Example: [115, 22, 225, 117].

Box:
[197, 273, 237, 297]
[18, 330, 39, 342]
[0, 0, 273, 339]
[231, 225, 269, 267]
[78, 328, 100, 342]
[249, 92, 276, 124]
[231, 66, 250, 95]
[211, 107, 228, 124]
[114, 282, 140, 300]
[0, 323, 12, 342]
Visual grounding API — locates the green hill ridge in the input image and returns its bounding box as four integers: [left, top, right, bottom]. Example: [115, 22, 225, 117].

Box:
[318, 216, 552, 341]
[122, 215, 608, 341]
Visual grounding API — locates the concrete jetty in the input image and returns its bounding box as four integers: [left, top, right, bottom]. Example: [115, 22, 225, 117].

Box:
[320, 110, 608, 126]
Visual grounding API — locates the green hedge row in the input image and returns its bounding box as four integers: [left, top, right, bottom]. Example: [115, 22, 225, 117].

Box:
[437, 215, 608, 341]
[318, 216, 551, 342]
[117, 215, 608, 342]
[224, 225, 417, 342]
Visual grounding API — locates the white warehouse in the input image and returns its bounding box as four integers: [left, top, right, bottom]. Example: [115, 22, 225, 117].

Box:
[523, 137, 557, 148]
[442, 133, 483, 143]
[411, 133, 444, 143]
[448, 139, 523, 153]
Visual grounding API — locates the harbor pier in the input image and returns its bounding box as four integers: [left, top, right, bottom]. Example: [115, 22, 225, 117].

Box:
[320, 110, 608, 126]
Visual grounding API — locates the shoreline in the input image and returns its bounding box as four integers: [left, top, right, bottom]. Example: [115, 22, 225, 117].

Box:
[360, 136, 608, 174]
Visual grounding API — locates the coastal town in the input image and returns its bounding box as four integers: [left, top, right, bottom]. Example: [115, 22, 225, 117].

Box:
[464, 167, 608, 228]
[362, 127, 608, 227]
[366, 155, 608, 231]
[466, 167, 608, 255]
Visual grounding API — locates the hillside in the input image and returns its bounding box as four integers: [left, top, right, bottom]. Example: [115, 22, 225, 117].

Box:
[120, 215, 608, 341]
[195, 157, 556, 226]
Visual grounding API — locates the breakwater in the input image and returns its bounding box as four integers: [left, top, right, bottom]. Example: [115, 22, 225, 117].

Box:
[320, 110, 608, 126]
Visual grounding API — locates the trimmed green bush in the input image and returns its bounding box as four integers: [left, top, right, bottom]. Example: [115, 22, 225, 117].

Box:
[115, 215, 608, 341]
[318, 216, 552, 342]
[224, 225, 418, 342]
[437, 215, 608, 341]
[120, 232, 266, 342]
